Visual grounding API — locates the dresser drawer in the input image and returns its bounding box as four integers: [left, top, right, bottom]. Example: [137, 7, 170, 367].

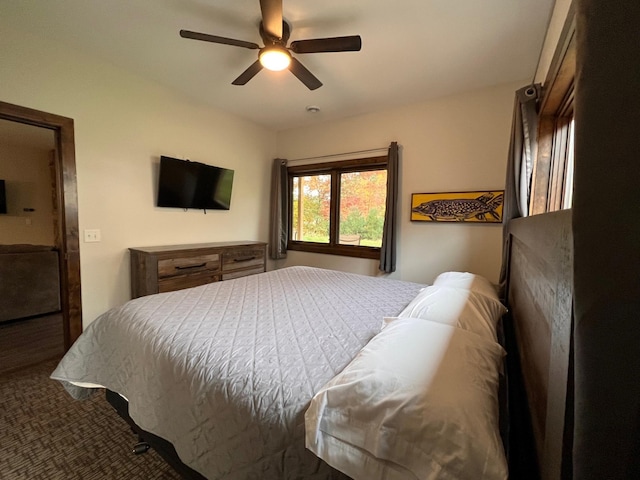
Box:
[158, 271, 221, 293]
[158, 253, 220, 278]
[222, 248, 265, 273]
[222, 266, 266, 281]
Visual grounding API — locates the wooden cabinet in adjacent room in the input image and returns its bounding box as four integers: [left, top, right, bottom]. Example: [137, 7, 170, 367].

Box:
[129, 241, 267, 298]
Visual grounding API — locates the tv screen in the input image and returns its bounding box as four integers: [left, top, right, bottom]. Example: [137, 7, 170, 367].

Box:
[157, 156, 234, 210]
[0, 180, 6, 214]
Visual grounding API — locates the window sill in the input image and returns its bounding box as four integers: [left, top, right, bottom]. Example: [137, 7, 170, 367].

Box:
[288, 241, 380, 259]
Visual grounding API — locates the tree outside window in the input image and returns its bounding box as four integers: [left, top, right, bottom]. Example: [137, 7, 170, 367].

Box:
[339, 170, 386, 247]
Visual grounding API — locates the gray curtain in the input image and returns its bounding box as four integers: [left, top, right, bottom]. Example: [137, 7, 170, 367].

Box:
[573, 0, 640, 478]
[379, 141, 399, 273]
[269, 158, 288, 259]
[498, 86, 540, 297]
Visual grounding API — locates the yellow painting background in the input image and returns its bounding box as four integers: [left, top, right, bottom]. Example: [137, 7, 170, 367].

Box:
[410, 190, 504, 223]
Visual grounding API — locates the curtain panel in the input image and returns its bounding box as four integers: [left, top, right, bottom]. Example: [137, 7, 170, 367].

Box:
[498, 86, 540, 296]
[573, 0, 640, 478]
[269, 158, 289, 259]
[379, 142, 399, 273]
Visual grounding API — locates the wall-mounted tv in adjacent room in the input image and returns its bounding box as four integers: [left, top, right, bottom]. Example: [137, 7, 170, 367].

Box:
[0, 180, 7, 214]
[157, 156, 234, 211]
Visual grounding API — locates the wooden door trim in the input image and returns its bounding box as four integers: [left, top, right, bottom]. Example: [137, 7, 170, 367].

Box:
[0, 101, 82, 349]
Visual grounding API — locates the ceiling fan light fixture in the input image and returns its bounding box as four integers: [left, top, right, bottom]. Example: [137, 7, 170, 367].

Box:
[259, 47, 291, 71]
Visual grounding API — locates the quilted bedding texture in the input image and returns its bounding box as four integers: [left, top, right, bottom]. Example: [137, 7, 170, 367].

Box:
[51, 266, 424, 479]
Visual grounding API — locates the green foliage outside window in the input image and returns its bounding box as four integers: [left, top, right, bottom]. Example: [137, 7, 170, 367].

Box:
[292, 170, 386, 246]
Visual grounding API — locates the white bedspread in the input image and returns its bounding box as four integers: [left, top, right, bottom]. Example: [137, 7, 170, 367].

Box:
[51, 266, 424, 479]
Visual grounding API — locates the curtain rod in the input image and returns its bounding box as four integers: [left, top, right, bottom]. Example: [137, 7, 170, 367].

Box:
[287, 146, 389, 163]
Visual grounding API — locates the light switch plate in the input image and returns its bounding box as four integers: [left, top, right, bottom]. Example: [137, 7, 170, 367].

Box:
[84, 229, 101, 242]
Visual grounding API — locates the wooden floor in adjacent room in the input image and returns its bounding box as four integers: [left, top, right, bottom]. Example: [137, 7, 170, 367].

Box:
[0, 358, 181, 479]
[0, 314, 65, 374]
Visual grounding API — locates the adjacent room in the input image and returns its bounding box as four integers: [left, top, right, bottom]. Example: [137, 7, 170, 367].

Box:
[1, 1, 638, 479]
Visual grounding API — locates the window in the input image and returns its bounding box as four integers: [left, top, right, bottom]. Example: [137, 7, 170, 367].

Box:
[549, 114, 575, 211]
[288, 156, 388, 259]
[529, 11, 576, 215]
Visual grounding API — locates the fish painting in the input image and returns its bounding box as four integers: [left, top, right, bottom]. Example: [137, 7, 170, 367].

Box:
[411, 191, 504, 223]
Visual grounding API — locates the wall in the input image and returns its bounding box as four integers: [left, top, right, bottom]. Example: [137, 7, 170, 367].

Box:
[0, 26, 276, 325]
[275, 81, 522, 285]
[0, 122, 56, 245]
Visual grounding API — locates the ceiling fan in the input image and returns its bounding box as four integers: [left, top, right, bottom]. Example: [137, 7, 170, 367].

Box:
[179, 0, 362, 90]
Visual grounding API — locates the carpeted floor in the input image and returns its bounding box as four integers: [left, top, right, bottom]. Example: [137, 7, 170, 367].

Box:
[0, 358, 182, 479]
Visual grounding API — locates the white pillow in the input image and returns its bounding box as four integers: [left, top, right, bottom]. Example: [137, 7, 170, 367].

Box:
[385, 284, 507, 342]
[433, 271, 501, 302]
[305, 318, 508, 480]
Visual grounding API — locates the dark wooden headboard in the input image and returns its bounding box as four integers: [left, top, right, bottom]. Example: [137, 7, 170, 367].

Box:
[505, 209, 573, 480]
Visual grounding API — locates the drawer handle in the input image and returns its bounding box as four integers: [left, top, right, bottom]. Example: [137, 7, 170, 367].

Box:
[233, 256, 256, 262]
[175, 263, 206, 270]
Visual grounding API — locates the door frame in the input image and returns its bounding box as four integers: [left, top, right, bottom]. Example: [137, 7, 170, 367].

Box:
[0, 101, 82, 348]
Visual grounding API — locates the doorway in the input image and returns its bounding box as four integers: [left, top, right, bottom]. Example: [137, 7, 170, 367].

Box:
[0, 101, 82, 350]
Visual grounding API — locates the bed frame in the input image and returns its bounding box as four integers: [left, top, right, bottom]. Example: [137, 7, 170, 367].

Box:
[105, 389, 206, 479]
[504, 209, 573, 480]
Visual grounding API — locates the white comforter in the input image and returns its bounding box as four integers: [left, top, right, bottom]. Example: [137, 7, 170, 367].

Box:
[51, 266, 424, 479]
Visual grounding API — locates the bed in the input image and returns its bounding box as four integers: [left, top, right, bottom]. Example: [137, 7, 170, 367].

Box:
[51, 265, 509, 479]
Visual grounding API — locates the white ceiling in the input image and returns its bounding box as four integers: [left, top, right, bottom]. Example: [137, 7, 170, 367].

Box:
[2, 0, 555, 131]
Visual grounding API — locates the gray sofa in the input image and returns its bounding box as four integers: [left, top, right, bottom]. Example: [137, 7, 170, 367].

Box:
[0, 244, 61, 323]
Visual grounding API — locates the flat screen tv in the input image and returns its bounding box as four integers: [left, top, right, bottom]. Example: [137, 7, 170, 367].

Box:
[0, 180, 6, 214]
[157, 156, 234, 211]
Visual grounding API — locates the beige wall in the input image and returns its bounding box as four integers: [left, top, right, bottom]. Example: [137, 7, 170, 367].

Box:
[275, 81, 522, 285]
[0, 123, 56, 245]
[1, 26, 276, 325]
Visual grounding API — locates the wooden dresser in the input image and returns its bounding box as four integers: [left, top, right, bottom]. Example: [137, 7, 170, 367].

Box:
[129, 241, 267, 298]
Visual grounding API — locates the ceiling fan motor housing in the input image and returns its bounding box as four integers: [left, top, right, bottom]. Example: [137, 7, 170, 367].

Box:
[260, 20, 291, 47]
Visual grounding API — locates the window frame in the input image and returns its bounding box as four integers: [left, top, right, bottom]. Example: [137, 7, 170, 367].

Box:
[287, 155, 388, 259]
[529, 5, 576, 215]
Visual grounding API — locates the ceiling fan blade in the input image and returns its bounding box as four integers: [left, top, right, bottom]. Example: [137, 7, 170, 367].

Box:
[290, 35, 362, 54]
[231, 60, 264, 86]
[260, 0, 283, 39]
[289, 57, 322, 90]
[180, 30, 260, 50]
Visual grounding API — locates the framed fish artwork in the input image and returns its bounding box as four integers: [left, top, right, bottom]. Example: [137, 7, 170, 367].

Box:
[410, 190, 504, 223]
